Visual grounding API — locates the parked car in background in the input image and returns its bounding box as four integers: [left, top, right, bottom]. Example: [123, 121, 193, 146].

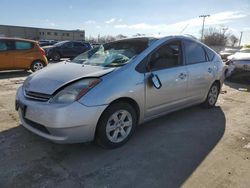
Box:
[43, 41, 92, 61]
[91, 43, 101, 48]
[16, 36, 225, 148]
[0, 38, 48, 72]
[39, 40, 58, 47]
[226, 48, 250, 78]
[219, 48, 239, 60]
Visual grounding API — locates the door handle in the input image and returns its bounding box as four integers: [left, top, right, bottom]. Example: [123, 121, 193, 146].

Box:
[178, 73, 187, 79]
[208, 67, 213, 73]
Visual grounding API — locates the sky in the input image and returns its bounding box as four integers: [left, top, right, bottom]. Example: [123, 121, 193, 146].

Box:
[0, 0, 250, 44]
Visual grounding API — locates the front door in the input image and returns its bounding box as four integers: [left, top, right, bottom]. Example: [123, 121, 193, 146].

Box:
[61, 42, 75, 57]
[145, 41, 188, 119]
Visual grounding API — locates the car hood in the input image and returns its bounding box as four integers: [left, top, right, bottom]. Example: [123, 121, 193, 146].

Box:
[228, 52, 250, 61]
[24, 62, 115, 95]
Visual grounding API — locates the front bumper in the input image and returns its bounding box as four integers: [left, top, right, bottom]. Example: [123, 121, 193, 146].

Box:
[16, 86, 107, 143]
[226, 64, 250, 78]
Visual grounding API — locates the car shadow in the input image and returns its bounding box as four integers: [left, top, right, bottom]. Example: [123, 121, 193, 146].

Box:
[0, 106, 225, 188]
[225, 76, 250, 92]
[0, 70, 31, 80]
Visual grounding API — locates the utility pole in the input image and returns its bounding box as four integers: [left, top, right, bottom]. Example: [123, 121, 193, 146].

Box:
[199, 15, 210, 41]
[239, 31, 243, 47]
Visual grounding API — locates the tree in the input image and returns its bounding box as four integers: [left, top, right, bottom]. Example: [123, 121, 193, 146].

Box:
[116, 34, 127, 40]
[229, 35, 239, 47]
[203, 27, 228, 46]
[202, 27, 240, 47]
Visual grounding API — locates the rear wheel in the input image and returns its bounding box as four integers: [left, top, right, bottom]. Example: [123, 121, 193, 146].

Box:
[31, 61, 45, 72]
[96, 102, 137, 149]
[202, 83, 220, 108]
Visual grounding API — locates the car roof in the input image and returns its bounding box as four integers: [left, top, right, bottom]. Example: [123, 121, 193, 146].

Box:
[105, 35, 199, 43]
[0, 37, 37, 43]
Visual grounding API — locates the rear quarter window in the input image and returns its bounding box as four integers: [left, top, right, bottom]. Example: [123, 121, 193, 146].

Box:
[15, 41, 34, 50]
[184, 40, 206, 64]
[204, 47, 215, 61]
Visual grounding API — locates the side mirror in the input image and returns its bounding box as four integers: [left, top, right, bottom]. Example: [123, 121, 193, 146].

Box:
[150, 73, 162, 89]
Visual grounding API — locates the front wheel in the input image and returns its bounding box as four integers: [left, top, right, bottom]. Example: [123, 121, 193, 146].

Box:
[96, 102, 137, 149]
[31, 61, 45, 72]
[202, 83, 220, 108]
[51, 52, 61, 61]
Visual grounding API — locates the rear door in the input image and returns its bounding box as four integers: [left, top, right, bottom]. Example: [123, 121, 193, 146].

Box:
[61, 42, 75, 57]
[145, 40, 188, 118]
[73, 42, 87, 56]
[12, 40, 35, 69]
[183, 40, 215, 102]
[0, 40, 14, 70]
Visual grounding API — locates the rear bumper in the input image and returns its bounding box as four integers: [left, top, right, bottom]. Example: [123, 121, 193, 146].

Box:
[16, 86, 107, 143]
[42, 55, 49, 65]
[226, 64, 250, 77]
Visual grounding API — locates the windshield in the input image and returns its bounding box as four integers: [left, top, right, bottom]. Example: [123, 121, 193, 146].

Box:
[71, 38, 154, 67]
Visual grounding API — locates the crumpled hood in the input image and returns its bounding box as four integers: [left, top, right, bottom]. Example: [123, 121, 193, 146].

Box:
[228, 52, 250, 61]
[24, 62, 115, 95]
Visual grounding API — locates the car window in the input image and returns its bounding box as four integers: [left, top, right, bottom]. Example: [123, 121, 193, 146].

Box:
[73, 42, 84, 47]
[83, 43, 91, 48]
[204, 47, 215, 61]
[184, 40, 206, 64]
[64, 42, 74, 48]
[149, 41, 182, 71]
[0, 41, 8, 51]
[0, 40, 15, 51]
[15, 41, 33, 50]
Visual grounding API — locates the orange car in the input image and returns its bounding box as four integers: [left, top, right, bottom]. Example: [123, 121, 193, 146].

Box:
[0, 38, 48, 72]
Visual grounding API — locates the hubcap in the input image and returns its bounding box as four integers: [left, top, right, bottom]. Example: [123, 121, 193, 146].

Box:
[106, 110, 133, 143]
[53, 54, 60, 61]
[33, 62, 44, 71]
[208, 85, 218, 105]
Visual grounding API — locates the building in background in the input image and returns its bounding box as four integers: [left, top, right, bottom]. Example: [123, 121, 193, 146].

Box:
[0, 25, 85, 41]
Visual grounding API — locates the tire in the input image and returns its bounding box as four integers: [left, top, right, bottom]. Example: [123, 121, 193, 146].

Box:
[96, 102, 137, 149]
[31, 61, 45, 72]
[202, 82, 220, 108]
[51, 52, 60, 61]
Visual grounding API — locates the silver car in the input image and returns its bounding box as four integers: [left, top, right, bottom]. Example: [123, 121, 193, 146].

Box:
[16, 36, 225, 148]
[226, 48, 250, 78]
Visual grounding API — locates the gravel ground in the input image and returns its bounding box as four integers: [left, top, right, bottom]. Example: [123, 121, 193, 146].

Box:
[0, 70, 249, 188]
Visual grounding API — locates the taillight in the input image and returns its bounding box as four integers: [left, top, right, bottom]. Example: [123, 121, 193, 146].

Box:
[39, 47, 46, 56]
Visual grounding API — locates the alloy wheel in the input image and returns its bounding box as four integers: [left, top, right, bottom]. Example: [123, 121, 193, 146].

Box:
[33, 62, 44, 71]
[106, 110, 133, 143]
[208, 85, 218, 105]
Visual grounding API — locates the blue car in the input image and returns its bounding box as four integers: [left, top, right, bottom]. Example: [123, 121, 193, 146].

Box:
[43, 41, 92, 61]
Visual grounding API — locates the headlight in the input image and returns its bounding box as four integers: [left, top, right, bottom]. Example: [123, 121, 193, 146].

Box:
[50, 78, 101, 104]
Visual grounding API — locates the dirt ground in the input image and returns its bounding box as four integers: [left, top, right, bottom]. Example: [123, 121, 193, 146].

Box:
[0, 70, 249, 188]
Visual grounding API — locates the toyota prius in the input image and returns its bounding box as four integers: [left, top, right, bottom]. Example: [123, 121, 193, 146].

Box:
[16, 36, 225, 148]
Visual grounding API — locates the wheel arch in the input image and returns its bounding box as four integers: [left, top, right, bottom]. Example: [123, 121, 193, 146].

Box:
[30, 59, 46, 69]
[94, 97, 141, 138]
